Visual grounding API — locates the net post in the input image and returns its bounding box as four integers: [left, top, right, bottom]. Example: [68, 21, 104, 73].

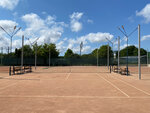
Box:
[138, 24, 141, 80]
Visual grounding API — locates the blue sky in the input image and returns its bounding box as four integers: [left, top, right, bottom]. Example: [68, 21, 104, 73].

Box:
[0, 0, 150, 55]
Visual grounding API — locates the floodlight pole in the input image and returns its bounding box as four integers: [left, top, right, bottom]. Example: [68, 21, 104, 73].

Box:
[35, 42, 37, 70]
[118, 36, 120, 73]
[147, 49, 149, 67]
[106, 38, 114, 69]
[1, 47, 3, 65]
[49, 38, 51, 68]
[80, 42, 83, 56]
[126, 35, 129, 76]
[107, 42, 109, 70]
[49, 46, 51, 68]
[0, 26, 21, 53]
[25, 36, 39, 70]
[21, 35, 24, 73]
[118, 26, 138, 76]
[8, 47, 9, 54]
[97, 49, 99, 66]
[138, 24, 141, 80]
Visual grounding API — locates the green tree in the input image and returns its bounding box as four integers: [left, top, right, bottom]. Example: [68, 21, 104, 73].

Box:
[119, 45, 147, 57]
[91, 48, 98, 58]
[23, 45, 33, 57]
[39, 43, 59, 58]
[64, 49, 74, 58]
[98, 45, 113, 58]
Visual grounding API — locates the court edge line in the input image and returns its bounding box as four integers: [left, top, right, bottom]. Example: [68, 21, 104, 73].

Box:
[0, 95, 150, 99]
[112, 74, 150, 96]
[96, 73, 130, 98]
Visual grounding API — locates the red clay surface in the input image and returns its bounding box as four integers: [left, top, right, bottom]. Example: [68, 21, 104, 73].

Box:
[0, 66, 150, 113]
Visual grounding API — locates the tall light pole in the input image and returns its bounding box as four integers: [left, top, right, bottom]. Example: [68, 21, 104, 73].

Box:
[80, 41, 83, 56]
[0, 25, 21, 75]
[21, 35, 24, 73]
[106, 37, 117, 69]
[49, 38, 51, 68]
[35, 42, 37, 70]
[118, 25, 138, 76]
[107, 42, 109, 70]
[147, 49, 149, 67]
[138, 24, 141, 80]
[0, 26, 21, 53]
[1, 47, 3, 65]
[97, 49, 98, 66]
[118, 36, 120, 73]
[25, 37, 39, 70]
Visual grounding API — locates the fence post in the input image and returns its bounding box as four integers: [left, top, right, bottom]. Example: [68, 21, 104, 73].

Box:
[138, 24, 141, 80]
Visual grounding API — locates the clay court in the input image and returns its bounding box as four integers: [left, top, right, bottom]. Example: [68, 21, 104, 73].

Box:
[0, 66, 150, 113]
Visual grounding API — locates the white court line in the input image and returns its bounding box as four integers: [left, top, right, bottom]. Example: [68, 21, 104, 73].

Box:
[0, 95, 150, 99]
[65, 73, 71, 80]
[112, 75, 150, 96]
[96, 73, 130, 98]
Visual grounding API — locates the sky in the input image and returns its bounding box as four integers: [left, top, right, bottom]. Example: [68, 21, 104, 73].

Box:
[0, 0, 150, 55]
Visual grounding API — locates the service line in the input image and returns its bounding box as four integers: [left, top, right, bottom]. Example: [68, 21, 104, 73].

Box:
[96, 73, 130, 98]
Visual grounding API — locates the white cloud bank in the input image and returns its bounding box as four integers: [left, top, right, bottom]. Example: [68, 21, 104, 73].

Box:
[0, 13, 67, 52]
[0, 0, 19, 10]
[70, 12, 83, 32]
[57, 32, 114, 54]
[141, 35, 150, 41]
[136, 3, 150, 23]
[21, 13, 67, 45]
[0, 12, 114, 55]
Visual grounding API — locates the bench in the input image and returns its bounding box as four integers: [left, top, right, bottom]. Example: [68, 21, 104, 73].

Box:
[24, 66, 32, 73]
[120, 68, 130, 75]
[10, 66, 32, 75]
[113, 66, 121, 73]
[13, 66, 24, 75]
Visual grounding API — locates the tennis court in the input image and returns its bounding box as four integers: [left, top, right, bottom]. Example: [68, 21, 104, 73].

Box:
[0, 66, 150, 113]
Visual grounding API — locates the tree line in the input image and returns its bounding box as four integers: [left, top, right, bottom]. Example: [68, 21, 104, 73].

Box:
[0, 44, 147, 59]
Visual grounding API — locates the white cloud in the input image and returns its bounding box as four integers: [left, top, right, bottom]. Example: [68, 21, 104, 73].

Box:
[0, 0, 19, 10]
[0, 36, 9, 47]
[87, 19, 93, 24]
[136, 3, 150, 23]
[81, 32, 114, 43]
[71, 45, 91, 54]
[56, 40, 66, 53]
[0, 20, 18, 31]
[61, 32, 114, 54]
[82, 46, 91, 53]
[141, 35, 150, 41]
[70, 12, 83, 32]
[21, 13, 67, 45]
[0, 13, 67, 53]
[70, 12, 83, 20]
[70, 21, 82, 32]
